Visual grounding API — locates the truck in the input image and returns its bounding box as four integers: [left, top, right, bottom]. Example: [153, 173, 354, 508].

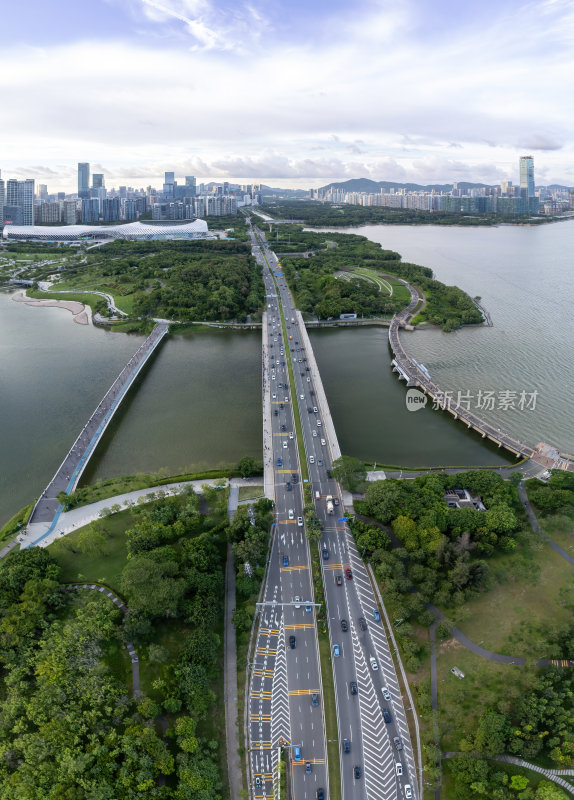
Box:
[326, 495, 334, 514]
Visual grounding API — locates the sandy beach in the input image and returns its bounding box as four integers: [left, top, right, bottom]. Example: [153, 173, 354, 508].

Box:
[12, 291, 91, 325]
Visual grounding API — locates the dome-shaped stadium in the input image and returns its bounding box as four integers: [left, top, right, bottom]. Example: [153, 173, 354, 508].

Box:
[2, 219, 209, 242]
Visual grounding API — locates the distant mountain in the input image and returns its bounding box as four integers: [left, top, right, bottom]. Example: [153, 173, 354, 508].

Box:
[319, 178, 491, 193]
[320, 178, 574, 193]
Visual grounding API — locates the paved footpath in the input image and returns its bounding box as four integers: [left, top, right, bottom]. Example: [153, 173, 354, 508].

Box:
[443, 753, 574, 795]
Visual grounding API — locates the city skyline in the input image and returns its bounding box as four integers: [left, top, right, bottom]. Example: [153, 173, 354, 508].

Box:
[1, 0, 573, 189]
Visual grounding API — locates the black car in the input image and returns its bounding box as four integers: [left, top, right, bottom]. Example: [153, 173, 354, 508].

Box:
[286, 482, 292, 491]
[334, 498, 340, 506]
[289, 636, 296, 649]
[358, 617, 367, 631]
[274, 409, 278, 416]
[308, 407, 313, 413]
[292, 473, 299, 483]
[281, 424, 286, 431]
[340, 619, 348, 632]
[306, 367, 310, 371]
[383, 707, 391, 723]
[327, 470, 332, 479]
[311, 693, 319, 707]
[316, 790, 324, 800]
[349, 681, 358, 695]
[353, 766, 361, 779]
[335, 575, 343, 586]
[318, 459, 323, 467]
[343, 738, 350, 753]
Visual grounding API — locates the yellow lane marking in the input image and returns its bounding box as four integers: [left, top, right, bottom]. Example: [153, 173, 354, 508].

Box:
[288, 689, 319, 695]
[256, 648, 277, 655]
[275, 469, 293, 473]
[272, 401, 290, 404]
[260, 628, 279, 636]
[322, 563, 343, 570]
[284, 623, 315, 630]
[250, 692, 272, 699]
[281, 565, 309, 572]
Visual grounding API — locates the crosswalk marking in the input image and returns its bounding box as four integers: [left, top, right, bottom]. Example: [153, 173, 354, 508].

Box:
[260, 627, 279, 636]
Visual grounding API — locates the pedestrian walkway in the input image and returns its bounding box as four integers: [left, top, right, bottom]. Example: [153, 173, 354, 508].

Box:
[26, 322, 169, 547]
[63, 582, 141, 697]
[442, 753, 574, 795]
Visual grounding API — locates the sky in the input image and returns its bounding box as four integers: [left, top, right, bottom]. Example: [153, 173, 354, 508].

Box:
[1, 0, 574, 191]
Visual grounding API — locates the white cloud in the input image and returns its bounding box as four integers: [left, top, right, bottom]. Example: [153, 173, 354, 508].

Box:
[1, 0, 574, 187]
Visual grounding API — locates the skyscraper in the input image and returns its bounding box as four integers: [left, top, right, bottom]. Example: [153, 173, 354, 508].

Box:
[6, 178, 35, 225]
[519, 155, 535, 198]
[92, 173, 105, 189]
[0, 171, 4, 225]
[78, 162, 90, 198]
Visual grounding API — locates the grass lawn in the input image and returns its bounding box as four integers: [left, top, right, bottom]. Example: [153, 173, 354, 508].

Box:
[49, 509, 133, 587]
[539, 513, 574, 552]
[442, 541, 574, 658]
[238, 485, 264, 501]
[434, 645, 536, 754]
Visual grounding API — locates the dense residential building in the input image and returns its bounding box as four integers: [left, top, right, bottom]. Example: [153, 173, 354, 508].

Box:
[34, 202, 61, 224]
[62, 199, 78, 224]
[0, 172, 4, 224]
[81, 197, 100, 223]
[78, 162, 90, 198]
[102, 197, 120, 222]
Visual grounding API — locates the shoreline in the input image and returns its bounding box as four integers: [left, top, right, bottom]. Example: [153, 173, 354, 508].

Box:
[11, 291, 91, 325]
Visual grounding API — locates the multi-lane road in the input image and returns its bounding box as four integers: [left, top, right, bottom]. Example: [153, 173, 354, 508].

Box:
[248, 223, 419, 800]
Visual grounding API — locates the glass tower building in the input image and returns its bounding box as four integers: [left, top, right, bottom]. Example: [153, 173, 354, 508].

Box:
[519, 155, 535, 198]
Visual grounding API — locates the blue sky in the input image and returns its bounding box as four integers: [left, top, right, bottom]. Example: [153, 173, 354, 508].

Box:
[1, 0, 573, 189]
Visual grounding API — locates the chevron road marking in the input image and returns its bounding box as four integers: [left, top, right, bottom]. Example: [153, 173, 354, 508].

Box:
[271, 623, 292, 752]
[346, 530, 419, 797]
[351, 621, 397, 799]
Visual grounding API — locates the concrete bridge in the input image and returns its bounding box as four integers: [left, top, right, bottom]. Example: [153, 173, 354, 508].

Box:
[388, 284, 534, 460]
[24, 322, 169, 547]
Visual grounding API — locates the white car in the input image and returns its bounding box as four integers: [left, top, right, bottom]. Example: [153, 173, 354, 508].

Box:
[294, 596, 301, 609]
[300, 394, 304, 400]
[313, 406, 318, 413]
[312, 430, 317, 437]
[317, 420, 322, 427]
[272, 393, 277, 400]
[289, 431, 294, 439]
[288, 509, 294, 520]
[309, 456, 315, 464]
[306, 377, 311, 382]
[404, 786, 412, 799]
[297, 516, 303, 527]
[321, 439, 326, 446]
[395, 763, 403, 777]
[382, 686, 391, 702]
[283, 441, 288, 449]
[369, 657, 379, 671]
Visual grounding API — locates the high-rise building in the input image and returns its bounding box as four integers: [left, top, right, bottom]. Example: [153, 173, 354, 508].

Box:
[6, 178, 35, 225]
[92, 173, 105, 189]
[185, 175, 196, 195]
[123, 199, 138, 221]
[0, 171, 4, 225]
[103, 197, 120, 222]
[78, 162, 90, 198]
[81, 198, 100, 223]
[37, 184, 49, 200]
[519, 155, 535, 198]
[62, 200, 77, 224]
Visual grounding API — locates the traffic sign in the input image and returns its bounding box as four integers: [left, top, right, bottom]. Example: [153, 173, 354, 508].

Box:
[338, 517, 349, 522]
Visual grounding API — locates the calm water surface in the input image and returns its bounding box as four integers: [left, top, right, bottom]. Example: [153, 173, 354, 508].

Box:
[314, 221, 574, 454]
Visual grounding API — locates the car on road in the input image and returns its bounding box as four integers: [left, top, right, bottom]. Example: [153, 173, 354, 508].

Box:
[294, 746, 302, 761]
[336, 575, 343, 586]
[353, 765, 361, 779]
[318, 459, 323, 466]
[283, 555, 289, 566]
[393, 736, 403, 751]
[370, 657, 379, 671]
[274, 409, 278, 416]
[297, 516, 303, 527]
[277, 458, 282, 466]
[286, 482, 292, 491]
[292, 474, 299, 483]
[395, 762, 403, 776]
[343, 738, 350, 753]
[322, 547, 329, 560]
[382, 707, 391, 723]
[305, 761, 312, 774]
[382, 686, 391, 701]
[345, 568, 353, 580]
[305, 604, 312, 612]
[316, 789, 324, 800]
[281, 424, 286, 431]
[283, 441, 288, 449]
[340, 619, 348, 632]
[405, 785, 412, 799]
[294, 596, 301, 608]
[307, 377, 311, 382]
[255, 777, 261, 787]
[333, 497, 339, 506]
[309, 456, 315, 464]
[300, 394, 304, 400]
[272, 393, 277, 400]
[289, 635, 296, 649]
[358, 617, 367, 631]
[312, 693, 319, 707]
[373, 609, 380, 621]
[313, 406, 318, 413]
[333, 643, 340, 657]
[312, 430, 317, 437]
[288, 509, 294, 519]
[321, 439, 326, 446]
[349, 681, 358, 695]
[289, 431, 294, 439]
[317, 420, 322, 427]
